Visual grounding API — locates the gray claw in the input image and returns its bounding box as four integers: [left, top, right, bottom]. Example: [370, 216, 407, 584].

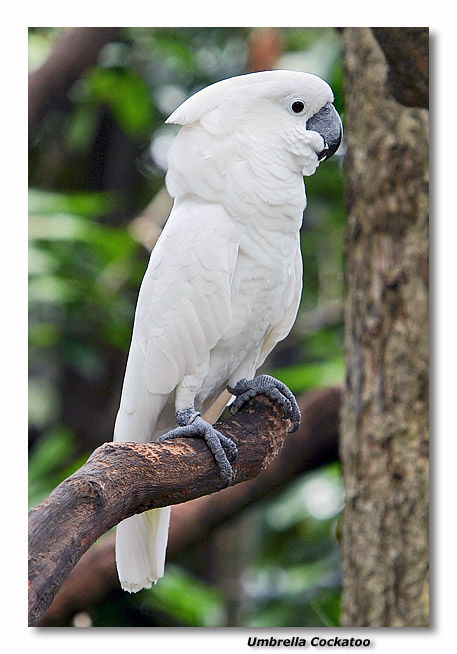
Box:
[158, 410, 237, 486]
[227, 374, 301, 432]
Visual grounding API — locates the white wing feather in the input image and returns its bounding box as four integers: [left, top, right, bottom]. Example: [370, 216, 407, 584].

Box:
[114, 198, 237, 440]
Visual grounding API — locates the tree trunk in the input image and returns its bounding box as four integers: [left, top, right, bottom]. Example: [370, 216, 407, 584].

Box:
[340, 28, 429, 627]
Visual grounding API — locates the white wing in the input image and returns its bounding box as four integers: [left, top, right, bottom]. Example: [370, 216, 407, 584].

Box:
[114, 198, 238, 443]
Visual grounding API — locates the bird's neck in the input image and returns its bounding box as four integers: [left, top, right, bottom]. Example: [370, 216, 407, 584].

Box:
[166, 125, 307, 236]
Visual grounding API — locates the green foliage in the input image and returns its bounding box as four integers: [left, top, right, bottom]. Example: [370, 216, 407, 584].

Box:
[28, 428, 87, 508]
[29, 188, 143, 358]
[29, 26, 345, 628]
[136, 565, 226, 627]
[270, 359, 344, 395]
[84, 68, 154, 137]
[238, 464, 343, 627]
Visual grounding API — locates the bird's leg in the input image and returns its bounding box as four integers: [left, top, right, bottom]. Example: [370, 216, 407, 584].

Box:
[227, 374, 301, 432]
[157, 407, 238, 486]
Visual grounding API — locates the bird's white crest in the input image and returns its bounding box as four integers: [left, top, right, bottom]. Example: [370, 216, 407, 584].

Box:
[166, 70, 333, 128]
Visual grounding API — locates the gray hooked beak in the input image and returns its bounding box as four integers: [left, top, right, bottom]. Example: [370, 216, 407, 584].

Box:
[306, 102, 342, 161]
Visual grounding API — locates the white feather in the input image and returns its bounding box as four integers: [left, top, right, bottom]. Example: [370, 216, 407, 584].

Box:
[115, 506, 171, 593]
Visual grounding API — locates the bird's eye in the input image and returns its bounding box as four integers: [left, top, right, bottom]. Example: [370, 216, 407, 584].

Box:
[291, 100, 305, 114]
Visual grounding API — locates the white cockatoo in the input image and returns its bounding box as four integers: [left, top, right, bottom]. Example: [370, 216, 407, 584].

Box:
[113, 70, 342, 592]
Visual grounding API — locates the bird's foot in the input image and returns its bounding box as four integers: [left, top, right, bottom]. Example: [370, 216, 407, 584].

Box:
[227, 374, 301, 432]
[157, 407, 238, 486]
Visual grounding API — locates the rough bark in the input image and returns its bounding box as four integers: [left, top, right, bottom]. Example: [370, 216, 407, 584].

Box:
[29, 394, 294, 627]
[371, 28, 429, 109]
[38, 386, 341, 626]
[340, 28, 429, 627]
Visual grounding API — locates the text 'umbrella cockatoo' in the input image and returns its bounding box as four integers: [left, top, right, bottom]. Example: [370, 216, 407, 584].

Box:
[113, 69, 342, 592]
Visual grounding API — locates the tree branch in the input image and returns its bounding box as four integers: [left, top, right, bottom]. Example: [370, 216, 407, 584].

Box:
[28, 394, 294, 626]
[37, 387, 341, 626]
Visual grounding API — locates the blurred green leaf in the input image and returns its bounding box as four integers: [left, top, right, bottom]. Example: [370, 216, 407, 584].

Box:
[266, 465, 344, 531]
[28, 427, 84, 507]
[269, 359, 344, 394]
[29, 427, 89, 508]
[86, 68, 154, 136]
[28, 29, 56, 72]
[308, 596, 339, 627]
[28, 322, 61, 347]
[28, 189, 114, 217]
[28, 246, 58, 276]
[28, 275, 78, 304]
[66, 104, 100, 152]
[153, 33, 197, 72]
[138, 565, 226, 626]
[28, 378, 59, 432]
[29, 213, 94, 242]
[28, 427, 73, 483]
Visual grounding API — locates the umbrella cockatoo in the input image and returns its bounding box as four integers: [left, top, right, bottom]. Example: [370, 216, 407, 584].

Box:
[113, 70, 342, 592]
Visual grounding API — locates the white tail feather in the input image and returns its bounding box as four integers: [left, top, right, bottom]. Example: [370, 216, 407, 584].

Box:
[115, 506, 171, 593]
[114, 388, 229, 592]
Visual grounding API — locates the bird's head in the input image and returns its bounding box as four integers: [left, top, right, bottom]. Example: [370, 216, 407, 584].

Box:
[166, 70, 342, 175]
